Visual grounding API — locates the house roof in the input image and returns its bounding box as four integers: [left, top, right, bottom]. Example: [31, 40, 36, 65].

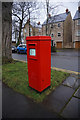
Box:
[42, 12, 70, 25]
[24, 21, 42, 29]
[73, 10, 80, 20]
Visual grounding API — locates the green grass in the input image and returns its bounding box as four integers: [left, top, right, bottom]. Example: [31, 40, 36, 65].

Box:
[2, 61, 70, 102]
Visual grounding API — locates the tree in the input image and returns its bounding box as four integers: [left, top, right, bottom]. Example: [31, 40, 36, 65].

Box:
[26, 1, 39, 36]
[12, 2, 28, 45]
[2, 2, 13, 63]
[12, 1, 39, 45]
[44, 0, 62, 35]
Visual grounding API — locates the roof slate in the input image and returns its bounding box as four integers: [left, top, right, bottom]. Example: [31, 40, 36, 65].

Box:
[73, 10, 80, 20]
[42, 12, 70, 25]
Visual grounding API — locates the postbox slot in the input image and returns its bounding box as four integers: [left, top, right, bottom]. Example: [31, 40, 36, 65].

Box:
[29, 44, 35, 46]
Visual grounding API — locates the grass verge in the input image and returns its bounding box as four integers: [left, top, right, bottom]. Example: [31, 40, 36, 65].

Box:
[2, 61, 70, 102]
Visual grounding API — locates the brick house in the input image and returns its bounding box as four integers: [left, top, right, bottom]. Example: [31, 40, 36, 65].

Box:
[42, 9, 72, 48]
[23, 21, 42, 43]
[72, 6, 80, 48]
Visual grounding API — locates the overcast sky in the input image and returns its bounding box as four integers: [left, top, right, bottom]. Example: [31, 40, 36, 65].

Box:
[37, 0, 79, 24]
[12, 0, 80, 24]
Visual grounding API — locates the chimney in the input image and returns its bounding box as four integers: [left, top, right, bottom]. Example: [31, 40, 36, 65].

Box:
[37, 22, 40, 25]
[49, 14, 51, 18]
[66, 9, 69, 14]
[78, 6, 80, 12]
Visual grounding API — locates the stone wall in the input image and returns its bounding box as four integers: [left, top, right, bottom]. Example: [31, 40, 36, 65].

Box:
[63, 13, 73, 48]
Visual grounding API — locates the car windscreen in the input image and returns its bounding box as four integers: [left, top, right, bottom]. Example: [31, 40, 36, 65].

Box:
[19, 45, 26, 48]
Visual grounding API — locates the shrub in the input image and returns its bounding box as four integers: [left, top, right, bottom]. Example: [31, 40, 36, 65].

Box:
[51, 46, 56, 52]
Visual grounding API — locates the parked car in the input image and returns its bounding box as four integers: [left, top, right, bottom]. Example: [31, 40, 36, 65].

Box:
[12, 46, 17, 53]
[17, 44, 27, 54]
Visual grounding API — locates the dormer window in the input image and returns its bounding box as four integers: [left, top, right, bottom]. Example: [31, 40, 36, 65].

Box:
[76, 30, 80, 36]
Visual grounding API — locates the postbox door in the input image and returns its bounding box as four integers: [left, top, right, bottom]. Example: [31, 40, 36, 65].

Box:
[27, 42, 41, 91]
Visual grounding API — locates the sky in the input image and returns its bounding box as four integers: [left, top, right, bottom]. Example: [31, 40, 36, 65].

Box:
[12, 0, 80, 41]
[36, 1, 79, 24]
[12, 0, 80, 24]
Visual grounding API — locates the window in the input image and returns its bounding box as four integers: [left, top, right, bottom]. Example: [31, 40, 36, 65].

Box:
[24, 29, 27, 33]
[78, 19, 80, 25]
[51, 33, 54, 37]
[30, 28, 32, 32]
[51, 40, 53, 46]
[39, 28, 41, 32]
[58, 33, 61, 37]
[19, 45, 26, 48]
[51, 24, 53, 28]
[76, 30, 80, 36]
[77, 19, 80, 25]
[19, 45, 23, 47]
[58, 23, 60, 27]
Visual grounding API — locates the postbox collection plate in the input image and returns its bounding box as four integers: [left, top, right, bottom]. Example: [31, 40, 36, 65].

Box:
[29, 49, 36, 56]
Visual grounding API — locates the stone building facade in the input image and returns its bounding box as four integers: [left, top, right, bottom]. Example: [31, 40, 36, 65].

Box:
[42, 9, 72, 48]
[23, 21, 42, 44]
[72, 6, 80, 48]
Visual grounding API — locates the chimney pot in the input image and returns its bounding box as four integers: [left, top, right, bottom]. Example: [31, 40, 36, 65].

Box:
[66, 9, 68, 14]
[78, 6, 80, 12]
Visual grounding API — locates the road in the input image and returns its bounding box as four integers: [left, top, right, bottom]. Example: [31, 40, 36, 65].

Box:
[12, 49, 80, 72]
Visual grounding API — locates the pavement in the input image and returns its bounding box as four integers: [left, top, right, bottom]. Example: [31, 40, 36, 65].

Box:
[2, 72, 80, 119]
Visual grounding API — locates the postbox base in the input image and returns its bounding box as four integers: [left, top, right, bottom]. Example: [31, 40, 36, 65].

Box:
[28, 85, 51, 93]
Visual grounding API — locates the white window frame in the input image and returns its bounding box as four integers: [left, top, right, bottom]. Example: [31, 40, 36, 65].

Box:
[30, 28, 32, 32]
[77, 19, 80, 25]
[58, 32, 61, 37]
[39, 28, 41, 32]
[76, 30, 80, 36]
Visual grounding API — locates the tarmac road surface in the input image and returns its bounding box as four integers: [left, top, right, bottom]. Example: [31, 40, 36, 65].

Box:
[12, 49, 80, 72]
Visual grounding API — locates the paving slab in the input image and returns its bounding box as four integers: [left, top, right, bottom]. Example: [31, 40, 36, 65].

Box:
[61, 97, 80, 118]
[42, 85, 74, 113]
[2, 84, 59, 118]
[73, 78, 80, 89]
[74, 87, 80, 98]
[62, 76, 77, 88]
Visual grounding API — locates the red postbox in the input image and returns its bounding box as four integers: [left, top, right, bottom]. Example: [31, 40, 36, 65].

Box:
[26, 36, 51, 92]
